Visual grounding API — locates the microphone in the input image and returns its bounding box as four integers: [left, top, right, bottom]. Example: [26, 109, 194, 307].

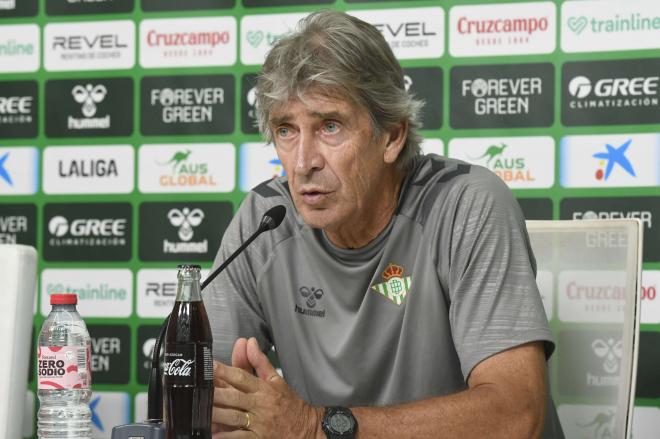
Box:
[112, 205, 287, 439]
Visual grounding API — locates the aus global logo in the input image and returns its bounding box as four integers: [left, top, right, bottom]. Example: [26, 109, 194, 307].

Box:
[448, 136, 554, 189]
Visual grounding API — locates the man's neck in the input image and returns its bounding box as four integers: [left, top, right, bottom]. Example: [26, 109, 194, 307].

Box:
[324, 169, 405, 249]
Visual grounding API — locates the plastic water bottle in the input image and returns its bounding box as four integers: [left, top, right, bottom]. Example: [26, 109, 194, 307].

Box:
[37, 293, 92, 439]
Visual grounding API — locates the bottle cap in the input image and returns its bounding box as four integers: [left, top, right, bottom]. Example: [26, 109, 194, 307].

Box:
[177, 264, 201, 270]
[51, 294, 78, 305]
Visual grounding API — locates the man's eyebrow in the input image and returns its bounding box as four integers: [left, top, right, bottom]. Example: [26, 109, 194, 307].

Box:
[269, 110, 347, 127]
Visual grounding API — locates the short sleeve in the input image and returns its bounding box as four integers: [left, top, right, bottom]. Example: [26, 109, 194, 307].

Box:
[445, 169, 554, 380]
[205, 194, 273, 365]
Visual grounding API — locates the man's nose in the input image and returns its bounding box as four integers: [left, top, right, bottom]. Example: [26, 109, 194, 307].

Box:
[294, 131, 324, 175]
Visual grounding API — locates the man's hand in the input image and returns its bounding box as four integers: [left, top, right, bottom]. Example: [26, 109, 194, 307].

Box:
[212, 337, 323, 439]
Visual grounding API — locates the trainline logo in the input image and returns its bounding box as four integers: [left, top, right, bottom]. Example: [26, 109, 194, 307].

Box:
[0, 24, 39, 73]
[562, 1, 660, 52]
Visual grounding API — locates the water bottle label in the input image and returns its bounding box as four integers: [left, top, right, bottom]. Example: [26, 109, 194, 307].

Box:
[37, 345, 90, 390]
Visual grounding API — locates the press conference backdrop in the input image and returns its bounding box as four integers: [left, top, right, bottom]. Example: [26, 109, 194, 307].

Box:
[0, 0, 659, 437]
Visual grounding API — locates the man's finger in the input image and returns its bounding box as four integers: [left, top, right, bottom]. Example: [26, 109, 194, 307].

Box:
[232, 337, 251, 372]
[215, 361, 260, 393]
[214, 386, 254, 410]
[246, 337, 280, 383]
[212, 407, 254, 429]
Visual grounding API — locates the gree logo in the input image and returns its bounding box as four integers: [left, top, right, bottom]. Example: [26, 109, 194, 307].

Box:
[167, 207, 204, 241]
[0, 0, 15, 10]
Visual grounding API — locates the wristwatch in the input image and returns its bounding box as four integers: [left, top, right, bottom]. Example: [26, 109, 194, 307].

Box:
[322, 406, 358, 439]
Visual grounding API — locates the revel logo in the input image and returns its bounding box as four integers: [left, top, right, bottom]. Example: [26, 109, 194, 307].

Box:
[46, 78, 133, 138]
[43, 203, 132, 262]
[44, 20, 135, 72]
[562, 58, 660, 126]
[349, 7, 445, 60]
[141, 75, 234, 135]
[450, 63, 554, 128]
[139, 201, 232, 261]
[0, 80, 38, 138]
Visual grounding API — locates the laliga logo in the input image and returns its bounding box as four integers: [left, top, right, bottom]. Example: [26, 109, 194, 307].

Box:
[167, 207, 204, 241]
[72, 84, 107, 118]
[592, 338, 623, 374]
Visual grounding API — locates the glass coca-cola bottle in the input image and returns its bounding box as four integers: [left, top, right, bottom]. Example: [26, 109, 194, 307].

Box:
[164, 265, 214, 439]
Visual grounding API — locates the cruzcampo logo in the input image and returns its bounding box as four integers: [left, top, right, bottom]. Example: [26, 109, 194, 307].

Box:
[371, 263, 412, 306]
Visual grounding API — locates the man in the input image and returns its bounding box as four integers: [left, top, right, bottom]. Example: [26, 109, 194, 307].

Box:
[206, 10, 564, 439]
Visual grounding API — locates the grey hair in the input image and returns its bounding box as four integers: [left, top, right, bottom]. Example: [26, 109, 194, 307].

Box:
[255, 9, 424, 172]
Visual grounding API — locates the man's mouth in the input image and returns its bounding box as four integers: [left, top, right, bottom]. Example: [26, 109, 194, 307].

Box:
[300, 190, 330, 205]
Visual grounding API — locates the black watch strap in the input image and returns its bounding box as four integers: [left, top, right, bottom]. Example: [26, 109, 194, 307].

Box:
[322, 406, 358, 439]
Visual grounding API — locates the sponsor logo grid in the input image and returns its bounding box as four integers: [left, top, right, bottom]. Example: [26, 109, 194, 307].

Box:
[1, 0, 659, 436]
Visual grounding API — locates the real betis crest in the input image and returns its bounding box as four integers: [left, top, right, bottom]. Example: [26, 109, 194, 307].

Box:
[371, 263, 412, 306]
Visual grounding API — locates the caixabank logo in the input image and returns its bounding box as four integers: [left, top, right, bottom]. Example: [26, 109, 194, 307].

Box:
[450, 63, 553, 128]
[561, 196, 660, 262]
[0, 0, 36, 17]
[88, 325, 130, 385]
[46, 0, 134, 15]
[0, 80, 37, 138]
[44, 20, 135, 72]
[43, 203, 132, 262]
[88, 392, 130, 439]
[43, 145, 134, 194]
[0, 146, 38, 195]
[45, 78, 133, 138]
[141, 75, 234, 136]
[0, 203, 36, 246]
[349, 7, 445, 60]
[562, 58, 660, 126]
[138, 143, 235, 193]
[403, 67, 442, 129]
[560, 133, 660, 188]
[140, 17, 237, 68]
[0, 24, 39, 73]
[449, 1, 556, 57]
[448, 136, 554, 189]
[139, 201, 232, 261]
[239, 143, 283, 192]
[142, 0, 234, 11]
[558, 329, 624, 398]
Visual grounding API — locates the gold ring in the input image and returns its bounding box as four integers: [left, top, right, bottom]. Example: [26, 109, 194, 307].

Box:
[244, 412, 252, 430]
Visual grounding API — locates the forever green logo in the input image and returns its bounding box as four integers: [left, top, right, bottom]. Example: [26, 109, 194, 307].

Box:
[568, 16, 588, 35]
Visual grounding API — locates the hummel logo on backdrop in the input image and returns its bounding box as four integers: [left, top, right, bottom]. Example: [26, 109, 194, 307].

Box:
[73, 84, 107, 118]
[167, 207, 204, 242]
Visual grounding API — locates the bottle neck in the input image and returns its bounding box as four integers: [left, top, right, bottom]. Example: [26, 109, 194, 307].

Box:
[175, 270, 202, 302]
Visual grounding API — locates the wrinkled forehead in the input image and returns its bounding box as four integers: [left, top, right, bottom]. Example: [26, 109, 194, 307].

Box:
[267, 86, 363, 123]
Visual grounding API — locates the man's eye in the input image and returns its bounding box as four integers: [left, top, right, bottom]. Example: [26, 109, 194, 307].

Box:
[323, 122, 338, 133]
[276, 127, 290, 137]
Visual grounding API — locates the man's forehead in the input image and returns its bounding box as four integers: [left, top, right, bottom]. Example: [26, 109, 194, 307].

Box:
[269, 89, 358, 121]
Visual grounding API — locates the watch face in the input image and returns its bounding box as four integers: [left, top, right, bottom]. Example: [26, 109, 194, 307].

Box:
[329, 413, 353, 434]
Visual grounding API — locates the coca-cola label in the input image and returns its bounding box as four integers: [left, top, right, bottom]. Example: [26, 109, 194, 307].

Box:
[37, 345, 91, 390]
[164, 343, 196, 384]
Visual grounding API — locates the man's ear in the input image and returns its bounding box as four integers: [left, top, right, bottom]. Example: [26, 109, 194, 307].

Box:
[383, 120, 408, 165]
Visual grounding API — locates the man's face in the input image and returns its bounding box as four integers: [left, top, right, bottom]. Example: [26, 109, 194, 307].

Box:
[269, 90, 397, 233]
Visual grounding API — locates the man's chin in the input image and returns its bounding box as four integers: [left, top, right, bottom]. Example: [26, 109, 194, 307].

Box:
[298, 207, 336, 230]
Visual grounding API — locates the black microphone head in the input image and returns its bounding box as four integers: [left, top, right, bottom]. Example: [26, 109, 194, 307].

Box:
[260, 205, 286, 231]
